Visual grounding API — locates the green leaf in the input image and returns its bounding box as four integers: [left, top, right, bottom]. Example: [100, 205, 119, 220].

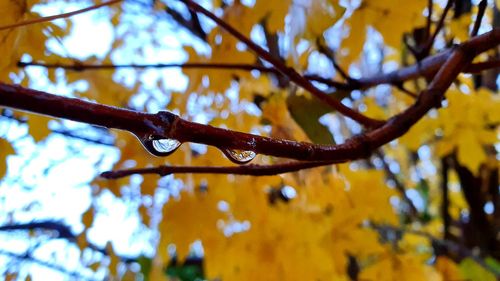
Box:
[137, 256, 153, 281]
[459, 258, 497, 281]
[166, 257, 204, 281]
[286, 91, 348, 144]
[485, 257, 500, 276]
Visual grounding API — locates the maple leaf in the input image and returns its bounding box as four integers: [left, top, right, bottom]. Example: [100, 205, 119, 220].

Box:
[0, 138, 15, 179]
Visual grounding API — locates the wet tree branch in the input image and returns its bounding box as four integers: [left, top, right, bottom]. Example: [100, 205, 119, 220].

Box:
[1, 27, 499, 173]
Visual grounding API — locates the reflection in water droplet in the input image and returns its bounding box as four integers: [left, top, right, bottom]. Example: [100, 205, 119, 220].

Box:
[152, 138, 181, 154]
[223, 148, 256, 164]
[138, 134, 181, 157]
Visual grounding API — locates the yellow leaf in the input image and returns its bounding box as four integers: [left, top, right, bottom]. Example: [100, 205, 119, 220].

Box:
[450, 13, 472, 42]
[159, 190, 225, 260]
[459, 258, 496, 281]
[81, 207, 94, 230]
[27, 114, 52, 142]
[456, 129, 486, 174]
[435, 256, 463, 281]
[0, 138, 15, 179]
[306, 0, 345, 37]
[342, 0, 426, 63]
[106, 242, 120, 277]
[254, 0, 291, 32]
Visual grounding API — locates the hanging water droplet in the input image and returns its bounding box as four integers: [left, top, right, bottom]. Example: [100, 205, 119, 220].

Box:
[222, 148, 256, 164]
[152, 138, 181, 154]
[139, 134, 181, 157]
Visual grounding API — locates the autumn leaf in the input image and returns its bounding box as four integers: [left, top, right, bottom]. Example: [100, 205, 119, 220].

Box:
[0, 0, 499, 280]
[0, 138, 15, 179]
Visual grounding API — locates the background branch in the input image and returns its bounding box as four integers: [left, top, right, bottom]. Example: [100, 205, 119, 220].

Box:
[0, 0, 122, 31]
[181, 0, 384, 128]
[101, 161, 336, 179]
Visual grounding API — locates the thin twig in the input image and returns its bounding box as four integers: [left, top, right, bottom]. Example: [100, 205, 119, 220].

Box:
[181, 0, 384, 128]
[18, 56, 500, 89]
[403, 34, 421, 59]
[423, 0, 454, 55]
[316, 40, 355, 84]
[471, 0, 487, 37]
[164, 5, 207, 41]
[17, 60, 280, 73]
[0, 249, 97, 281]
[101, 161, 337, 179]
[426, 0, 434, 40]
[0, 0, 122, 31]
[17, 60, 354, 89]
[0, 111, 115, 146]
[375, 151, 419, 219]
[370, 223, 499, 275]
[394, 83, 418, 98]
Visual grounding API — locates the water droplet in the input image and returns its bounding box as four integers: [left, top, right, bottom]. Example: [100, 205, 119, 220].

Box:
[222, 148, 256, 164]
[139, 134, 181, 157]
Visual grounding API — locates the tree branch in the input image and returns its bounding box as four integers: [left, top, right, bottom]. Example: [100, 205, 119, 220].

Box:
[370, 223, 498, 275]
[0, 249, 97, 281]
[17, 56, 500, 91]
[101, 161, 336, 179]
[1, 29, 499, 165]
[0, 0, 122, 31]
[164, 5, 207, 41]
[375, 151, 419, 219]
[471, 0, 487, 37]
[180, 0, 384, 128]
[421, 0, 454, 56]
[18, 61, 280, 73]
[464, 59, 500, 73]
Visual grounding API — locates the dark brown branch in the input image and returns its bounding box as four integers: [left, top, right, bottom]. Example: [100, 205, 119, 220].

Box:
[1, 29, 499, 164]
[164, 6, 207, 41]
[101, 161, 336, 179]
[181, 0, 384, 128]
[465, 59, 500, 73]
[471, 0, 487, 37]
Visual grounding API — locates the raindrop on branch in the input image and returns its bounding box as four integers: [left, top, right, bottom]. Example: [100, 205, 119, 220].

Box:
[222, 148, 256, 164]
[139, 134, 181, 157]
